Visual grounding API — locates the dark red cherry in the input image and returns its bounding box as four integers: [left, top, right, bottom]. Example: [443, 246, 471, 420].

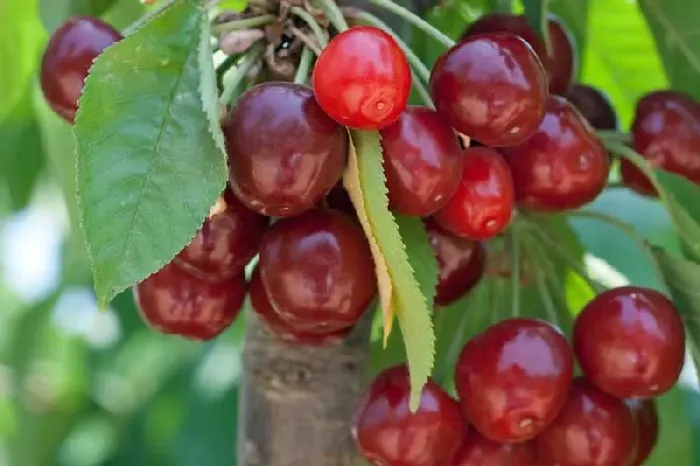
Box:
[133, 261, 245, 341]
[259, 209, 377, 334]
[452, 429, 536, 466]
[223, 82, 348, 217]
[502, 95, 610, 212]
[567, 84, 618, 130]
[573, 285, 685, 399]
[462, 13, 576, 95]
[626, 398, 659, 466]
[621, 90, 700, 197]
[455, 318, 574, 443]
[324, 183, 357, 220]
[312, 26, 411, 129]
[40, 16, 122, 123]
[536, 377, 637, 466]
[174, 187, 269, 280]
[380, 106, 463, 216]
[426, 219, 486, 306]
[433, 147, 514, 240]
[353, 365, 466, 466]
[430, 33, 547, 147]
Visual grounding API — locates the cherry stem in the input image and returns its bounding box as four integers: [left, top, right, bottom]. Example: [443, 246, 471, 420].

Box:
[508, 226, 521, 318]
[534, 259, 561, 329]
[315, 0, 349, 31]
[605, 181, 625, 189]
[290, 6, 329, 47]
[597, 130, 631, 145]
[219, 42, 264, 105]
[605, 140, 667, 196]
[365, 0, 455, 48]
[211, 14, 277, 35]
[294, 46, 315, 84]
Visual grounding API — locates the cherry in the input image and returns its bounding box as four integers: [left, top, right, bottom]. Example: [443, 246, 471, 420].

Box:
[174, 186, 269, 280]
[324, 183, 357, 220]
[626, 398, 659, 466]
[133, 261, 245, 341]
[567, 84, 618, 131]
[223, 82, 348, 217]
[380, 106, 464, 216]
[425, 219, 486, 306]
[573, 285, 685, 399]
[353, 365, 466, 466]
[536, 377, 637, 466]
[312, 26, 411, 129]
[620, 90, 700, 197]
[452, 430, 536, 466]
[502, 95, 609, 212]
[430, 33, 547, 147]
[433, 147, 514, 240]
[258, 209, 377, 334]
[454, 318, 574, 443]
[40, 16, 122, 123]
[462, 13, 576, 95]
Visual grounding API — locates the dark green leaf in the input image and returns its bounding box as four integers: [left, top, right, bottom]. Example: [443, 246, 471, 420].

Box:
[74, 0, 227, 308]
[548, 0, 588, 69]
[40, 0, 119, 32]
[488, 0, 512, 13]
[522, 0, 549, 46]
[395, 214, 438, 302]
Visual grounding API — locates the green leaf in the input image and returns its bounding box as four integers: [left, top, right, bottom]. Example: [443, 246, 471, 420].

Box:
[74, 0, 227, 308]
[548, 0, 588, 71]
[40, 0, 119, 32]
[522, 0, 549, 46]
[395, 215, 438, 301]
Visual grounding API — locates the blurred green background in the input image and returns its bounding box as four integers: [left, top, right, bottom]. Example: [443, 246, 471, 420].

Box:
[1, 0, 700, 464]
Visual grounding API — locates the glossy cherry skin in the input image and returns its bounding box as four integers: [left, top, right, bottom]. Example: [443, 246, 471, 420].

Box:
[454, 318, 574, 443]
[573, 285, 685, 399]
[626, 398, 659, 466]
[430, 33, 547, 147]
[174, 187, 269, 280]
[353, 365, 466, 466]
[462, 13, 576, 95]
[502, 95, 610, 212]
[223, 82, 348, 217]
[433, 147, 514, 240]
[567, 84, 618, 130]
[452, 430, 536, 466]
[312, 26, 411, 129]
[40, 16, 122, 123]
[133, 261, 246, 341]
[380, 106, 463, 216]
[426, 219, 486, 306]
[536, 377, 637, 466]
[621, 90, 700, 197]
[259, 209, 377, 334]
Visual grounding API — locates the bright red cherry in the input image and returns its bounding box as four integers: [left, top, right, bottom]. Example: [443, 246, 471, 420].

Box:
[502, 95, 610, 212]
[536, 377, 637, 466]
[223, 82, 348, 217]
[259, 209, 377, 335]
[40, 16, 122, 123]
[380, 106, 463, 216]
[433, 147, 514, 240]
[353, 365, 466, 466]
[626, 398, 659, 466]
[430, 33, 547, 147]
[454, 318, 574, 443]
[312, 26, 411, 129]
[462, 13, 576, 95]
[174, 186, 269, 280]
[452, 429, 536, 466]
[621, 90, 700, 197]
[133, 261, 245, 341]
[426, 219, 486, 306]
[567, 84, 618, 131]
[573, 285, 685, 399]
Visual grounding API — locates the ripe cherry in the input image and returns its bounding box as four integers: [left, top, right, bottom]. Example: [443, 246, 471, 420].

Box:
[620, 90, 700, 197]
[573, 285, 685, 399]
[502, 95, 609, 212]
[626, 398, 659, 466]
[452, 430, 536, 466]
[454, 318, 574, 443]
[536, 377, 637, 466]
[40, 16, 122, 123]
[433, 147, 514, 240]
[567, 84, 618, 131]
[324, 183, 357, 220]
[259, 209, 377, 335]
[430, 33, 547, 147]
[223, 82, 348, 217]
[353, 365, 466, 466]
[462, 13, 576, 95]
[134, 261, 246, 341]
[174, 186, 269, 280]
[380, 106, 463, 216]
[425, 219, 486, 306]
[312, 26, 411, 129]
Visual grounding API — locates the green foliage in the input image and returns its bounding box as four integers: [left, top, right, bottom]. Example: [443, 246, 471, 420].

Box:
[40, 0, 119, 32]
[521, 0, 548, 44]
